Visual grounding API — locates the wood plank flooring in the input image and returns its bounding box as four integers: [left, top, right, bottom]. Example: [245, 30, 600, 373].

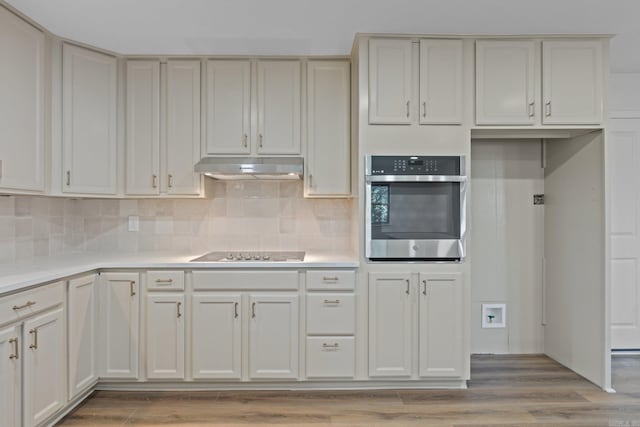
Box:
[56, 355, 640, 426]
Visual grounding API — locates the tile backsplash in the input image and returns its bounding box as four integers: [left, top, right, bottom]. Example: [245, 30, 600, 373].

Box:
[0, 181, 355, 263]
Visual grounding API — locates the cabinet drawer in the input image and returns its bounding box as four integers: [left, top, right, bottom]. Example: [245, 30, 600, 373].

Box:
[306, 337, 355, 378]
[0, 281, 65, 327]
[306, 270, 355, 290]
[192, 271, 299, 290]
[147, 271, 185, 291]
[306, 293, 355, 335]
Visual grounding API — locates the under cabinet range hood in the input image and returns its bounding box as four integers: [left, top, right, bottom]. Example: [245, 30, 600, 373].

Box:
[194, 157, 303, 180]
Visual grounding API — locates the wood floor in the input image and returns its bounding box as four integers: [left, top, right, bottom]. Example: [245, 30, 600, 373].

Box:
[56, 355, 640, 426]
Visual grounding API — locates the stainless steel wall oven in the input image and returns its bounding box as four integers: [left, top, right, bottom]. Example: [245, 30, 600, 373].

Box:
[365, 155, 467, 261]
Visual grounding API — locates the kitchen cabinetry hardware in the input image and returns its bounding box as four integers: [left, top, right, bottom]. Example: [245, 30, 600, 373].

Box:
[322, 343, 339, 349]
[168, 174, 174, 188]
[243, 133, 248, 147]
[323, 299, 341, 304]
[29, 328, 38, 350]
[406, 279, 410, 295]
[130, 281, 136, 297]
[176, 302, 182, 319]
[545, 102, 552, 117]
[66, 170, 71, 186]
[12, 300, 36, 310]
[234, 302, 239, 318]
[9, 337, 18, 360]
[422, 101, 427, 117]
[152, 174, 158, 188]
[322, 276, 339, 281]
[406, 100, 410, 117]
[422, 280, 427, 296]
[259, 133, 264, 148]
[529, 102, 535, 117]
[155, 278, 173, 283]
[252, 302, 256, 318]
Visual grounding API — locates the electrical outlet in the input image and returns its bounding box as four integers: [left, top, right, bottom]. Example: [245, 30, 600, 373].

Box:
[128, 215, 139, 232]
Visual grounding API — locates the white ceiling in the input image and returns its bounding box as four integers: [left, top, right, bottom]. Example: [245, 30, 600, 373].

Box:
[6, 0, 640, 72]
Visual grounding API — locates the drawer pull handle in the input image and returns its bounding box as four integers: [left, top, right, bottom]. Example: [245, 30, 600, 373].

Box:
[9, 338, 18, 360]
[29, 328, 38, 350]
[12, 301, 36, 310]
[323, 277, 339, 282]
[176, 302, 182, 319]
[130, 281, 136, 297]
[323, 342, 339, 349]
[155, 279, 174, 284]
[323, 299, 341, 304]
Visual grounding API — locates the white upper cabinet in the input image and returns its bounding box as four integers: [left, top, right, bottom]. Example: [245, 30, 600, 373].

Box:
[306, 60, 351, 197]
[166, 60, 202, 195]
[475, 40, 536, 125]
[256, 61, 301, 154]
[419, 39, 463, 124]
[368, 39, 413, 124]
[62, 44, 117, 194]
[206, 60, 251, 155]
[0, 7, 45, 193]
[126, 60, 160, 195]
[542, 40, 603, 124]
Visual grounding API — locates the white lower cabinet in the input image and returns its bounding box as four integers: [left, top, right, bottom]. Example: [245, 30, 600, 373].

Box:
[418, 273, 463, 378]
[248, 294, 299, 379]
[100, 273, 140, 379]
[368, 273, 412, 377]
[23, 307, 66, 427]
[0, 325, 21, 427]
[146, 294, 185, 379]
[191, 294, 242, 379]
[68, 274, 98, 399]
[306, 337, 355, 379]
[368, 272, 465, 379]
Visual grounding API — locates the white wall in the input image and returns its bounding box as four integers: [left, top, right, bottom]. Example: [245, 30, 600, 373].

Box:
[470, 139, 544, 354]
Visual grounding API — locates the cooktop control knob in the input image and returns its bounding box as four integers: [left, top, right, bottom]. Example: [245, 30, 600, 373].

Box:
[263, 255, 270, 261]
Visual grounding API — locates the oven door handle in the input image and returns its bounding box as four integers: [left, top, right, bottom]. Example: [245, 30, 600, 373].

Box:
[365, 175, 467, 183]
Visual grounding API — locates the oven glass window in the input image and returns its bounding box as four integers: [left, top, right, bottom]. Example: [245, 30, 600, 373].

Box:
[371, 182, 461, 240]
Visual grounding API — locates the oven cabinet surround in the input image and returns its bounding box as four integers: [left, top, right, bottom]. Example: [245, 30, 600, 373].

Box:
[205, 59, 301, 156]
[0, 281, 66, 427]
[0, 5, 46, 194]
[475, 39, 605, 126]
[125, 59, 202, 196]
[368, 272, 464, 379]
[368, 38, 463, 125]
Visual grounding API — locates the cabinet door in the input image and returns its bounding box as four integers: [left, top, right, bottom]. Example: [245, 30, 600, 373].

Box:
[62, 44, 117, 194]
[23, 308, 65, 427]
[368, 38, 413, 124]
[306, 61, 351, 197]
[542, 40, 603, 124]
[146, 294, 185, 379]
[256, 61, 301, 154]
[419, 39, 463, 124]
[126, 60, 160, 195]
[249, 294, 299, 379]
[206, 60, 251, 155]
[100, 273, 139, 379]
[368, 273, 412, 377]
[0, 325, 21, 427]
[0, 7, 45, 192]
[475, 40, 536, 125]
[68, 274, 97, 399]
[166, 60, 201, 195]
[191, 294, 242, 379]
[418, 273, 463, 378]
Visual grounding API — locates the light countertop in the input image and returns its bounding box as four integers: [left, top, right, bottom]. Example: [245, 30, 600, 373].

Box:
[0, 251, 359, 296]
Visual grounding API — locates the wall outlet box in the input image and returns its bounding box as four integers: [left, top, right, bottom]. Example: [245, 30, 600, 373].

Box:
[128, 215, 139, 232]
[482, 303, 507, 328]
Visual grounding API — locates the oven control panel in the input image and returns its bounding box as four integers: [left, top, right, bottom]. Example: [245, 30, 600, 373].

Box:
[369, 156, 461, 175]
